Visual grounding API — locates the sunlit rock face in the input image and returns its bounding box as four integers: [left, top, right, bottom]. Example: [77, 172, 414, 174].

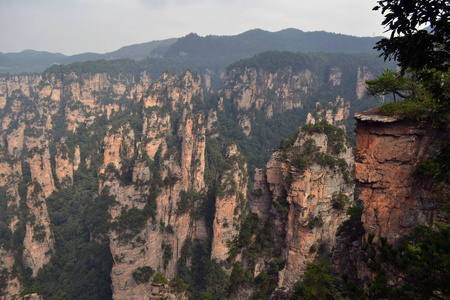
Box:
[250, 125, 354, 294]
[354, 109, 444, 245]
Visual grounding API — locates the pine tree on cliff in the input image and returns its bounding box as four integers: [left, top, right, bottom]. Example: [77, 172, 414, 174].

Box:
[367, 0, 449, 122]
[374, 0, 449, 73]
[362, 1, 450, 299]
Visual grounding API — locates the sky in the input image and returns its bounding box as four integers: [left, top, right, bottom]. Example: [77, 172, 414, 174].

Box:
[0, 0, 387, 56]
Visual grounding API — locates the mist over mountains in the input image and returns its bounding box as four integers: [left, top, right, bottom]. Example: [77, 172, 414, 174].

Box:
[0, 28, 381, 75]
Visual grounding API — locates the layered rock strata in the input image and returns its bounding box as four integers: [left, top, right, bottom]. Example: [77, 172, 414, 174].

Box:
[354, 109, 444, 244]
[99, 73, 212, 299]
[211, 144, 248, 261]
[250, 124, 355, 294]
[305, 96, 350, 131]
[0, 71, 151, 297]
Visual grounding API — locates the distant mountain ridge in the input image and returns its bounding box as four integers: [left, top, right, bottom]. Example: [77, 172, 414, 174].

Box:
[0, 28, 382, 74]
[165, 28, 380, 59]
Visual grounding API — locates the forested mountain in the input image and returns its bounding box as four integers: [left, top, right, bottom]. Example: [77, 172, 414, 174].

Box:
[0, 28, 381, 75]
[0, 50, 392, 299]
[0, 17, 447, 298]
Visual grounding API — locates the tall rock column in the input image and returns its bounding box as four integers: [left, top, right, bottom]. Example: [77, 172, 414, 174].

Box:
[354, 109, 443, 244]
[21, 147, 56, 276]
[211, 144, 248, 261]
[249, 123, 354, 294]
[0, 156, 23, 296]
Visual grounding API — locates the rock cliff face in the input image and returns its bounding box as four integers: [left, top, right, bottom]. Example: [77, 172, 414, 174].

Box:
[22, 180, 55, 277]
[356, 66, 374, 100]
[225, 67, 311, 113]
[354, 110, 444, 244]
[223, 67, 314, 137]
[306, 96, 350, 131]
[0, 70, 250, 299]
[329, 109, 448, 284]
[95, 72, 210, 299]
[248, 124, 354, 295]
[211, 144, 248, 261]
[0, 58, 396, 299]
[223, 62, 379, 139]
[0, 71, 152, 298]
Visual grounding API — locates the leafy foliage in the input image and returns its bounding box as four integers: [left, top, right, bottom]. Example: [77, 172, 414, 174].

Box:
[177, 239, 230, 300]
[417, 142, 450, 185]
[291, 259, 342, 300]
[170, 278, 189, 293]
[32, 168, 113, 299]
[153, 272, 169, 285]
[373, 0, 449, 73]
[378, 96, 438, 120]
[227, 213, 259, 262]
[372, 0, 450, 123]
[364, 224, 450, 299]
[307, 216, 324, 230]
[132, 266, 155, 284]
[177, 189, 204, 215]
[301, 122, 349, 155]
[228, 51, 319, 74]
[275, 188, 289, 215]
[331, 192, 350, 211]
[366, 69, 413, 102]
[280, 123, 351, 184]
[110, 186, 159, 242]
[0, 188, 12, 249]
[337, 200, 365, 240]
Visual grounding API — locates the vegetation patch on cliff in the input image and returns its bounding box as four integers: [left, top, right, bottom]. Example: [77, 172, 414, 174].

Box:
[177, 238, 230, 299]
[279, 122, 351, 183]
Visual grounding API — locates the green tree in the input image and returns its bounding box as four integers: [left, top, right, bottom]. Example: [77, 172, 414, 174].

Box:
[373, 0, 449, 74]
[290, 259, 340, 300]
[371, 0, 449, 122]
[132, 266, 155, 284]
[366, 69, 413, 102]
[364, 224, 450, 299]
[153, 272, 169, 285]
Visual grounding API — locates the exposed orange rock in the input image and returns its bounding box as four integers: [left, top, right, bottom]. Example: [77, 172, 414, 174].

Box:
[211, 144, 247, 261]
[179, 112, 206, 191]
[239, 114, 252, 136]
[73, 146, 81, 171]
[225, 67, 309, 112]
[22, 183, 55, 276]
[99, 125, 135, 179]
[7, 123, 26, 156]
[104, 103, 121, 119]
[0, 75, 41, 98]
[28, 148, 55, 198]
[251, 127, 354, 293]
[143, 112, 171, 160]
[0, 248, 22, 298]
[102, 73, 208, 299]
[144, 71, 203, 110]
[0, 156, 23, 296]
[0, 95, 6, 109]
[354, 110, 443, 245]
[55, 141, 74, 185]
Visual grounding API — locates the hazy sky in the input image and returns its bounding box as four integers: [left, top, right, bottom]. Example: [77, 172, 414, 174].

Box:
[0, 0, 387, 55]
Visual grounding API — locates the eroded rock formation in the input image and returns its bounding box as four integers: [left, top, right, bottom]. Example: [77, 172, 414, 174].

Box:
[306, 96, 350, 131]
[354, 110, 445, 244]
[332, 109, 448, 284]
[0, 60, 396, 299]
[246, 124, 355, 295]
[211, 144, 248, 261]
